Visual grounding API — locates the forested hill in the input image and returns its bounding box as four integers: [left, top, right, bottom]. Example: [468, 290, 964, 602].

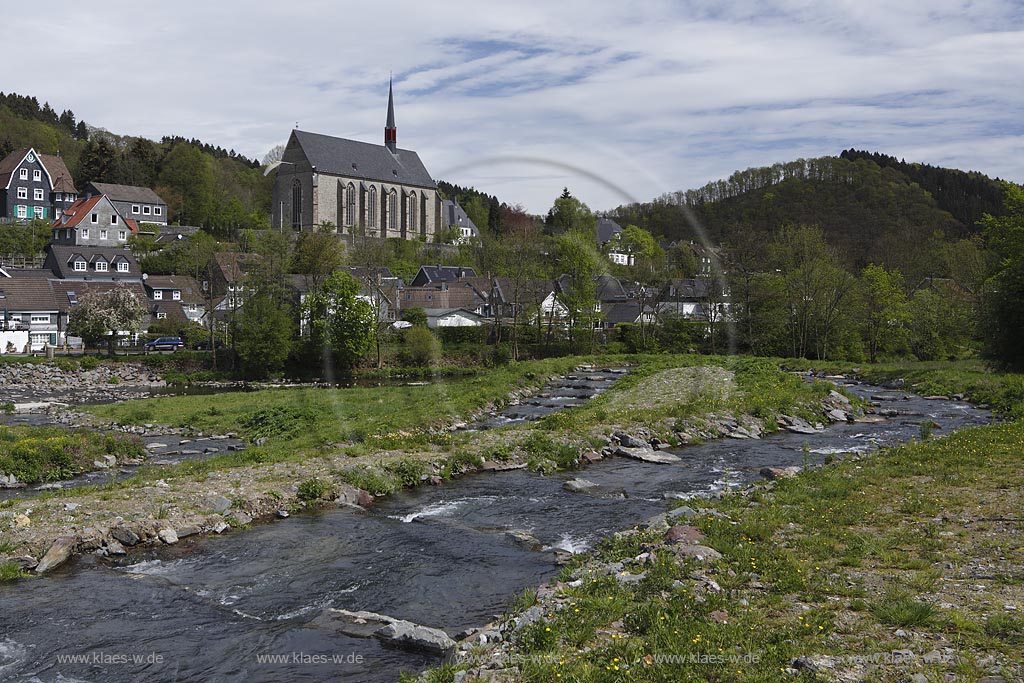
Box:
[610, 154, 1012, 272]
[0, 91, 271, 234]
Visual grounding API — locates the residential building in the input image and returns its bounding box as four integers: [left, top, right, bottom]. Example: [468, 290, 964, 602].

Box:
[271, 80, 441, 239]
[83, 182, 168, 226]
[442, 199, 479, 244]
[409, 265, 477, 288]
[143, 275, 205, 325]
[0, 269, 61, 351]
[50, 195, 138, 247]
[43, 244, 142, 282]
[0, 148, 77, 221]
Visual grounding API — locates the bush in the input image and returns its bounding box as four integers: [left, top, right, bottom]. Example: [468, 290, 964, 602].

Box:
[437, 326, 486, 345]
[244, 406, 317, 441]
[384, 459, 427, 487]
[297, 477, 330, 501]
[400, 326, 441, 367]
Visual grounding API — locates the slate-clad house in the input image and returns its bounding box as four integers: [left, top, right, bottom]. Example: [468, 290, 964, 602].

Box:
[51, 195, 138, 247]
[0, 268, 61, 350]
[43, 244, 142, 281]
[0, 147, 78, 221]
[271, 81, 441, 239]
[410, 265, 477, 288]
[83, 182, 168, 226]
[143, 275, 205, 325]
[442, 199, 479, 244]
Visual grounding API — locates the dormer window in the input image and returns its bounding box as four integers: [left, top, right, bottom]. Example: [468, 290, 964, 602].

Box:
[55, 193, 62, 202]
[153, 290, 163, 300]
[172, 291, 181, 301]
[117, 261, 129, 273]
[95, 261, 108, 272]
[73, 260, 86, 272]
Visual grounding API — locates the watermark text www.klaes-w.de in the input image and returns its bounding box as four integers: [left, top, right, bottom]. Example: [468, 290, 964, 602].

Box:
[56, 652, 164, 665]
[253, 652, 366, 665]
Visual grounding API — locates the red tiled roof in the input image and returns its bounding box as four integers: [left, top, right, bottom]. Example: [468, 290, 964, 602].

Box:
[52, 196, 104, 229]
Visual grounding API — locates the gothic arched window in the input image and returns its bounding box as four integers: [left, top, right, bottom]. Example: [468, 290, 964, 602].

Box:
[346, 182, 357, 227]
[367, 186, 377, 227]
[291, 179, 302, 230]
[407, 191, 416, 235]
[388, 190, 397, 232]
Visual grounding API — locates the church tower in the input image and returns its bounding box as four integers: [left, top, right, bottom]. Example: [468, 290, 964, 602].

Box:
[384, 78, 397, 154]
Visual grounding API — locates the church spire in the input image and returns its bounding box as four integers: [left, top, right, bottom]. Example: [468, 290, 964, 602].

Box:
[384, 77, 397, 154]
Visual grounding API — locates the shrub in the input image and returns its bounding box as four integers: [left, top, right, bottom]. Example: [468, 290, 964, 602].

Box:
[297, 477, 330, 502]
[400, 326, 441, 367]
[340, 465, 399, 495]
[244, 406, 317, 441]
[384, 459, 427, 488]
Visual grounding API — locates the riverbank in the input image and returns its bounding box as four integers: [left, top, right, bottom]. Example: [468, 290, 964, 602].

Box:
[426, 420, 1023, 682]
[0, 355, 848, 579]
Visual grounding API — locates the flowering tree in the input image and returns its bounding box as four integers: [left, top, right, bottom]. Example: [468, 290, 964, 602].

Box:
[67, 286, 146, 355]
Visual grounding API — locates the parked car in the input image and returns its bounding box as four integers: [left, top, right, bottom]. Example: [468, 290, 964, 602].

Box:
[145, 336, 184, 352]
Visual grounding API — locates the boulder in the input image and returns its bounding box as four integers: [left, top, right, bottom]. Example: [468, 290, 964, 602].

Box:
[334, 484, 375, 508]
[613, 446, 681, 464]
[664, 525, 704, 544]
[562, 478, 599, 493]
[614, 431, 648, 449]
[175, 524, 200, 538]
[205, 495, 232, 514]
[374, 620, 456, 655]
[505, 530, 542, 550]
[759, 466, 800, 480]
[35, 535, 79, 574]
[667, 506, 697, 520]
[670, 545, 723, 562]
[111, 526, 141, 546]
[158, 528, 179, 544]
[827, 408, 849, 422]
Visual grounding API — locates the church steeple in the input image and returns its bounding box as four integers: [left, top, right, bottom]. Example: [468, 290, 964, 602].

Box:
[384, 77, 397, 154]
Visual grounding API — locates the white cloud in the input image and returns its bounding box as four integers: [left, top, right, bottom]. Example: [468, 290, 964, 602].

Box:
[4, 1, 1022, 213]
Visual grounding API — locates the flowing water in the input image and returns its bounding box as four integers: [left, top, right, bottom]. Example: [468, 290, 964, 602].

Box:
[0, 380, 992, 683]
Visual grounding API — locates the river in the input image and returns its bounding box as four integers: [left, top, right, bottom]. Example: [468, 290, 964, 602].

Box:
[0, 379, 992, 683]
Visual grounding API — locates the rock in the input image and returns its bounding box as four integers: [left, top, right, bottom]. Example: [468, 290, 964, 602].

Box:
[334, 484, 375, 508]
[427, 476, 443, 485]
[205, 495, 232, 514]
[582, 451, 604, 463]
[664, 525, 704, 544]
[911, 675, 929, 683]
[35, 535, 78, 574]
[670, 545, 723, 562]
[175, 524, 200, 538]
[827, 408, 849, 422]
[614, 431, 648, 449]
[111, 526, 140, 546]
[374, 620, 456, 655]
[505, 530, 542, 550]
[158, 528, 179, 544]
[105, 540, 126, 555]
[14, 514, 31, 528]
[212, 521, 230, 534]
[277, 509, 290, 519]
[480, 460, 528, 472]
[668, 506, 697, 520]
[791, 656, 818, 673]
[759, 466, 800, 480]
[563, 478, 599, 493]
[613, 446, 681, 464]
[63, 503, 80, 512]
[552, 549, 574, 565]
[146, 443, 168, 450]
[229, 511, 253, 525]
[709, 609, 729, 623]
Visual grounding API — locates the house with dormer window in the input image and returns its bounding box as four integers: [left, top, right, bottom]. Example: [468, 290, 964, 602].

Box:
[0, 147, 77, 221]
[43, 244, 142, 282]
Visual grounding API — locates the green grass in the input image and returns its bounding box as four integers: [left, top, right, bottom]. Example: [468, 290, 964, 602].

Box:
[0, 425, 145, 485]
[0, 560, 29, 582]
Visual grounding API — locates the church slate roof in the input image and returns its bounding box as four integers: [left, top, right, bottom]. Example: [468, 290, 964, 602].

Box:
[291, 130, 436, 190]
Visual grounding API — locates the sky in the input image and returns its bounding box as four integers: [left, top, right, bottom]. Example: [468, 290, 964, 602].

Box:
[5, 1, 1023, 214]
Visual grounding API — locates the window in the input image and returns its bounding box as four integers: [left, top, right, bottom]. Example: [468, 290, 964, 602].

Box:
[31, 314, 50, 324]
[132, 205, 140, 214]
[388, 190, 397, 232]
[367, 186, 377, 226]
[142, 206, 151, 215]
[91, 213, 98, 224]
[407, 191, 416, 234]
[32, 170, 41, 181]
[154, 290, 163, 300]
[82, 229, 89, 239]
[73, 260, 86, 272]
[117, 261, 129, 273]
[111, 214, 118, 225]
[33, 207, 43, 219]
[172, 291, 181, 300]
[34, 188, 44, 201]
[291, 179, 302, 230]
[17, 187, 27, 199]
[16, 206, 27, 219]
[95, 261, 108, 272]
[156, 312, 167, 320]
[154, 207, 162, 216]
[100, 230, 108, 240]
[346, 182, 356, 226]
[118, 230, 127, 241]
[55, 193, 62, 202]
[19, 169, 27, 180]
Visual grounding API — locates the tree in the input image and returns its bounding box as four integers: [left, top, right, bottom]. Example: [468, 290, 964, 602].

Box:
[292, 224, 344, 294]
[303, 271, 375, 379]
[462, 196, 490, 235]
[157, 142, 215, 226]
[554, 230, 602, 353]
[979, 183, 1024, 368]
[545, 189, 596, 239]
[492, 215, 547, 359]
[234, 289, 294, 378]
[67, 286, 145, 355]
[857, 264, 910, 362]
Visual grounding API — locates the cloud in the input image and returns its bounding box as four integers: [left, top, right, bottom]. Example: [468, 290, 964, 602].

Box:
[4, 1, 1022, 213]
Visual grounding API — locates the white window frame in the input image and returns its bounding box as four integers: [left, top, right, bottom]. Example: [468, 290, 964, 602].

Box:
[154, 206, 162, 216]
[117, 261, 129, 273]
[172, 290, 181, 301]
[16, 206, 27, 219]
[19, 168, 27, 180]
[32, 170, 41, 181]
[94, 261, 108, 272]
[81, 228, 89, 239]
[100, 229, 108, 240]
[34, 188, 44, 201]
[132, 205, 140, 214]
[143, 206, 151, 215]
[33, 206, 43, 219]
[31, 313, 50, 324]
[73, 260, 86, 272]
[156, 312, 167, 320]
[118, 230, 127, 241]
[54, 192, 62, 202]
[17, 187, 27, 199]
[153, 290, 163, 300]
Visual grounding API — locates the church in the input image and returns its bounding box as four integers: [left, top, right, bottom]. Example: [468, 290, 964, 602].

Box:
[271, 81, 441, 239]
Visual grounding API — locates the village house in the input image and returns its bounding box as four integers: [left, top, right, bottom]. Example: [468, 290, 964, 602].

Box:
[270, 81, 441, 239]
[50, 195, 138, 248]
[0, 147, 77, 221]
[441, 199, 479, 244]
[143, 275, 205, 325]
[83, 182, 168, 226]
